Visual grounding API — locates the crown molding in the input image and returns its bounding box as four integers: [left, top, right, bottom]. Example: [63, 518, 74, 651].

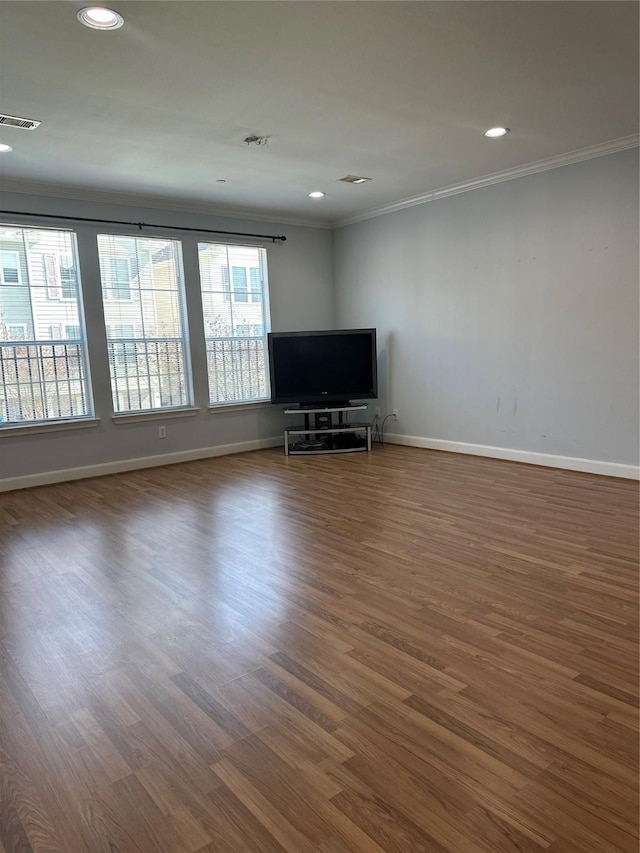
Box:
[2, 134, 637, 232]
[333, 134, 640, 228]
[0, 179, 331, 230]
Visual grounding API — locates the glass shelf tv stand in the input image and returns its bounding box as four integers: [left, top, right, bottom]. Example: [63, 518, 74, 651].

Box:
[283, 404, 372, 456]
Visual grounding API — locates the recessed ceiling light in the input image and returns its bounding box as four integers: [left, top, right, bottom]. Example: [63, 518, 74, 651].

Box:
[0, 143, 13, 153]
[77, 7, 124, 30]
[308, 191, 326, 199]
[338, 175, 372, 184]
[483, 127, 510, 138]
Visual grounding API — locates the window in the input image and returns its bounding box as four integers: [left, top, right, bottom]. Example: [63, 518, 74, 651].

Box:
[1, 251, 20, 285]
[60, 255, 76, 300]
[42, 252, 77, 299]
[97, 234, 192, 414]
[228, 266, 261, 303]
[6, 324, 27, 341]
[249, 267, 261, 302]
[198, 243, 270, 405]
[222, 267, 230, 302]
[0, 226, 93, 425]
[43, 254, 61, 298]
[231, 267, 248, 302]
[107, 257, 132, 300]
[107, 324, 137, 366]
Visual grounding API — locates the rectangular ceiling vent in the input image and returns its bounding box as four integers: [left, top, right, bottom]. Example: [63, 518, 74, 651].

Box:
[0, 113, 41, 130]
[338, 175, 372, 184]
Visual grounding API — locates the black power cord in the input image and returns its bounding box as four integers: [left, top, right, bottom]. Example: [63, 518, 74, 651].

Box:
[373, 413, 396, 446]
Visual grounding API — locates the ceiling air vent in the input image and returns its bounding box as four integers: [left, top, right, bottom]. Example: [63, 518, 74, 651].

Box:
[338, 175, 371, 184]
[0, 113, 41, 130]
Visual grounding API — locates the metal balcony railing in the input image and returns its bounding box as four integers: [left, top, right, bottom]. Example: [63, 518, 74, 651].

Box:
[107, 338, 189, 413]
[0, 341, 90, 423]
[0, 337, 269, 423]
[206, 337, 268, 404]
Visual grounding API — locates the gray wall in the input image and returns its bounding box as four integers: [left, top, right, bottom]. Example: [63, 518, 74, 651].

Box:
[0, 192, 334, 480]
[334, 149, 639, 466]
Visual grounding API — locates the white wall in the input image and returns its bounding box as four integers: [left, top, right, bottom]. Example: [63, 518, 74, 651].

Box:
[334, 149, 639, 471]
[0, 192, 334, 485]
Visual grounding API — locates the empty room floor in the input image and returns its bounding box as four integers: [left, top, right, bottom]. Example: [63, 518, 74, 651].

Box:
[0, 445, 638, 853]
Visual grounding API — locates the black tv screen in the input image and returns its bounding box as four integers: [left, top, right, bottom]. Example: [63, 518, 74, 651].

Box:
[268, 329, 377, 406]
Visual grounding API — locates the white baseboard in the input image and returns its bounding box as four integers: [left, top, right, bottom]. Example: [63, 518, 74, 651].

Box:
[385, 433, 639, 480]
[0, 436, 283, 492]
[3, 433, 637, 491]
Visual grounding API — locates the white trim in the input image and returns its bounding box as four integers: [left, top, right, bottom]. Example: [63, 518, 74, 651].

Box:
[0, 436, 283, 492]
[209, 401, 272, 413]
[0, 418, 99, 436]
[335, 135, 640, 227]
[2, 136, 636, 233]
[112, 407, 200, 424]
[384, 433, 639, 480]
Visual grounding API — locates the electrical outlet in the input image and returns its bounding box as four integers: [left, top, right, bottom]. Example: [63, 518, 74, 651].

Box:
[392, 408, 399, 419]
[158, 425, 167, 439]
[375, 407, 381, 418]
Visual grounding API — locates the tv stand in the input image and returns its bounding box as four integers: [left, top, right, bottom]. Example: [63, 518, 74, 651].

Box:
[283, 405, 372, 456]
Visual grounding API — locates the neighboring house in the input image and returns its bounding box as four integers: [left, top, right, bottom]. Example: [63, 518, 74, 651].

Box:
[0, 232, 83, 342]
[0, 238, 32, 340]
[198, 243, 266, 338]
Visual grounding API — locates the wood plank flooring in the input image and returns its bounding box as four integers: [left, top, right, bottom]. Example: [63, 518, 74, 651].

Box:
[0, 445, 638, 852]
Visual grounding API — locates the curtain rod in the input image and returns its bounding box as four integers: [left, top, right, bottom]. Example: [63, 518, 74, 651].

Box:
[0, 209, 287, 243]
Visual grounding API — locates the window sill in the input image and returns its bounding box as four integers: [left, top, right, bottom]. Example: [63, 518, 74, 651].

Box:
[112, 407, 200, 424]
[208, 401, 272, 414]
[0, 418, 100, 437]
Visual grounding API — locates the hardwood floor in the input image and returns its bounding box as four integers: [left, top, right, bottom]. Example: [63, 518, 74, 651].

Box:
[0, 445, 638, 853]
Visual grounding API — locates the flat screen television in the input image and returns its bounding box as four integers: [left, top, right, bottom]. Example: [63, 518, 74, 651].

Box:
[268, 328, 377, 407]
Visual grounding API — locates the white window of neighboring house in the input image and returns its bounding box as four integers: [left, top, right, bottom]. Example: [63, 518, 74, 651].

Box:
[6, 324, 27, 341]
[222, 267, 230, 302]
[0, 251, 21, 285]
[42, 252, 78, 299]
[197, 242, 271, 406]
[231, 266, 248, 302]
[0, 225, 93, 426]
[107, 257, 133, 300]
[60, 254, 77, 299]
[249, 267, 261, 302]
[65, 324, 81, 340]
[97, 234, 193, 414]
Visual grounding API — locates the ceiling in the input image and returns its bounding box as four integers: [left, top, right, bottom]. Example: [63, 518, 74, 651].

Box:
[0, 1, 638, 226]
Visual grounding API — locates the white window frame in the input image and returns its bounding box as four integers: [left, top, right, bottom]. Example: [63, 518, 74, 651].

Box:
[98, 234, 193, 415]
[0, 225, 94, 427]
[197, 242, 271, 407]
